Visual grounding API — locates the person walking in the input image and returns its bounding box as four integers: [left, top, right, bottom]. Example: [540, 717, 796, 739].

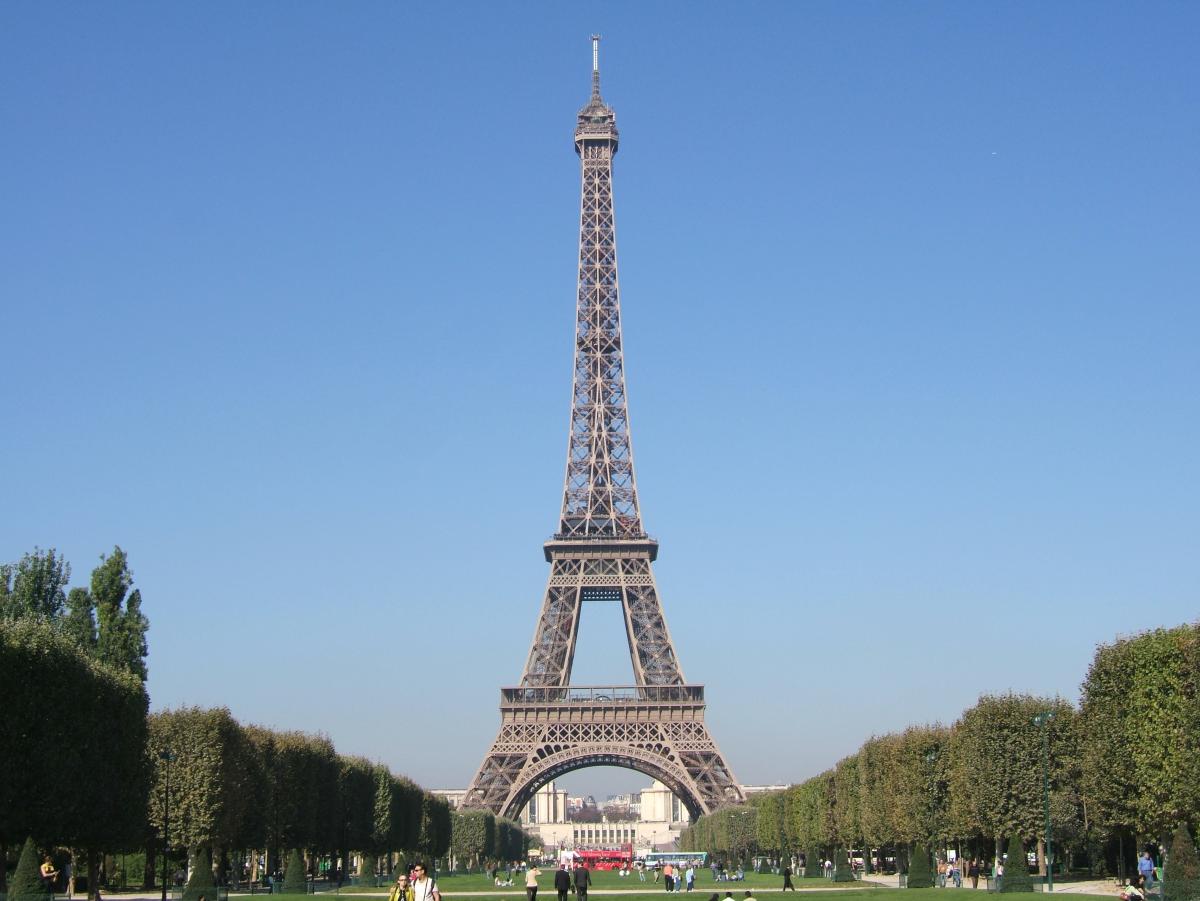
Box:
[526, 864, 542, 901]
[686, 866, 695, 892]
[410, 863, 439, 901]
[782, 866, 795, 892]
[968, 860, 980, 890]
[663, 863, 675, 893]
[1138, 852, 1155, 890]
[555, 864, 571, 901]
[574, 862, 591, 901]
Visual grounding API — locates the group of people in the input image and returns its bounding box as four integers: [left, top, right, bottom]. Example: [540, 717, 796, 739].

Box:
[387, 862, 441, 901]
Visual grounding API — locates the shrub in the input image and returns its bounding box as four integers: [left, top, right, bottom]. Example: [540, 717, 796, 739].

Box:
[832, 847, 855, 882]
[182, 847, 216, 901]
[1166, 824, 1200, 901]
[907, 844, 933, 889]
[9, 837, 50, 901]
[999, 836, 1034, 893]
[804, 849, 824, 878]
[283, 849, 307, 894]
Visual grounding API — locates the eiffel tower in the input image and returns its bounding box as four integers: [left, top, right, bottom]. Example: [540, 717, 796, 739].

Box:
[460, 37, 745, 820]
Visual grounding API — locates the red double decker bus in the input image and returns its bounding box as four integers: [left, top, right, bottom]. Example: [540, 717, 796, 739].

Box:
[575, 845, 633, 871]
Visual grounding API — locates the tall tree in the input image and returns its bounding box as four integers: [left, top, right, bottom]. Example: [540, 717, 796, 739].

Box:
[62, 587, 98, 650]
[90, 547, 149, 680]
[0, 548, 70, 623]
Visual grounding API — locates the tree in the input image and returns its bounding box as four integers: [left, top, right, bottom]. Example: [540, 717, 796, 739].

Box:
[450, 809, 495, 871]
[999, 835, 1034, 892]
[9, 837, 49, 901]
[147, 709, 255, 856]
[1165, 823, 1200, 901]
[0, 549, 70, 623]
[947, 694, 1075, 860]
[0, 619, 149, 900]
[283, 849, 307, 893]
[182, 847, 216, 901]
[832, 846, 854, 882]
[906, 843, 933, 888]
[62, 587, 98, 650]
[90, 547, 149, 680]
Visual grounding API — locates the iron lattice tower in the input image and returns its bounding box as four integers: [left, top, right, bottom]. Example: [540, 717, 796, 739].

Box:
[461, 37, 745, 820]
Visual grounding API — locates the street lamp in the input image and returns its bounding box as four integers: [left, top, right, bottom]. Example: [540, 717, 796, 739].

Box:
[160, 750, 175, 901]
[1032, 713, 1055, 893]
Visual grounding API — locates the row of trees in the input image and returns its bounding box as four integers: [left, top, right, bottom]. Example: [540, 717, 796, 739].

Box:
[448, 810, 530, 871]
[1, 546, 464, 899]
[145, 707, 452, 885]
[683, 623, 1199, 882]
[2, 547, 152, 897]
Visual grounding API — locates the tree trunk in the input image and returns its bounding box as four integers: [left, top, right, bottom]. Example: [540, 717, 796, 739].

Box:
[995, 836, 1003, 868]
[1038, 838, 1047, 876]
[87, 848, 101, 901]
[145, 842, 158, 890]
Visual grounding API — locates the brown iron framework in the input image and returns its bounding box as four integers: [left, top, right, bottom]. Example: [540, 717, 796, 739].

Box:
[460, 37, 745, 821]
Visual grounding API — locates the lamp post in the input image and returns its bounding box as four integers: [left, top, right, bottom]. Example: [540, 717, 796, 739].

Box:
[160, 750, 175, 901]
[1032, 712, 1054, 892]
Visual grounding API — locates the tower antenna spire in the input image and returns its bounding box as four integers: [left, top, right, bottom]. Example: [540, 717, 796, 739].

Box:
[591, 33, 601, 98]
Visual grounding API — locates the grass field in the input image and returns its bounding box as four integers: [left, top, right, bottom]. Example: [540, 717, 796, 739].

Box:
[245, 891, 1117, 901]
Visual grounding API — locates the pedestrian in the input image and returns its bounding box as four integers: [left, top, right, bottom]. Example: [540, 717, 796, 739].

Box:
[555, 864, 572, 901]
[65, 859, 75, 899]
[410, 862, 439, 901]
[389, 873, 414, 901]
[40, 856, 59, 892]
[526, 863, 542, 901]
[968, 859, 980, 891]
[574, 862, 591, 901]
[663, 863, 675, 893]
[823, 859, 832, 879]
[638, 862, 647, 883]
[782, 866, 794, 891]
[1138, 852, 1155, 889]
[686, 866, 695, 892]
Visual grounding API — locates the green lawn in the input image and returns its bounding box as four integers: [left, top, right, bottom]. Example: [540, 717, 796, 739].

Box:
[244, 892, 1116, 901]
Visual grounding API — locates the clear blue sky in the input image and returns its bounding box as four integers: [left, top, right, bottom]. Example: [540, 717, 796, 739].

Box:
[3, 3, 1197, 800]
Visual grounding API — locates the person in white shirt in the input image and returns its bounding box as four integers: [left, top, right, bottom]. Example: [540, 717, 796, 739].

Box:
[411, 863, 439, 901]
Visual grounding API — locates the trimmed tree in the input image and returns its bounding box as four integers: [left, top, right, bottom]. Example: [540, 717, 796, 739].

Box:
[1166, 824, 1200, 901]
[283, 849, 307, 894]
[999, 836, 1034, 892]
[182, 848, 216, 901]
[907, 843, 933, 889]
[832, 846, 855, 882]
[9, 837, 50, 901]
[805, 848, 823, 878]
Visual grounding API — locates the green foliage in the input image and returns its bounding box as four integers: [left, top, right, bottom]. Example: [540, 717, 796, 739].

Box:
[0, 620, 149, 851]
[832, 846, 854, 882]
[283, 849, 307, 894]
[1166, 823, 1200, 901]
[805, 848, 824, 878]
[182, 847, 216, 901]
[148, 708, 255, 851]
[62, 587, 97, 650]
[420, 792, 452, 858]
[999, 836, 1034, 893]
[749, 791, 786, 854]
[9, 837, 50, 901]
[90, 547, 150, 681]
[1080, 625, 1200, 840]
[832, 756, 861, 849]
[947, 694, 1075, 848]
[451, 809, 495, 869]
[0, 549, 70, 623]
[906, 844, 933, 889]
[338, 756, 378, 854]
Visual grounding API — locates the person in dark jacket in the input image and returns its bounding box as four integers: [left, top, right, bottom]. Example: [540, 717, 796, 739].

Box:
[555, 865, 572, 901]
[573, 864, 591, 901]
